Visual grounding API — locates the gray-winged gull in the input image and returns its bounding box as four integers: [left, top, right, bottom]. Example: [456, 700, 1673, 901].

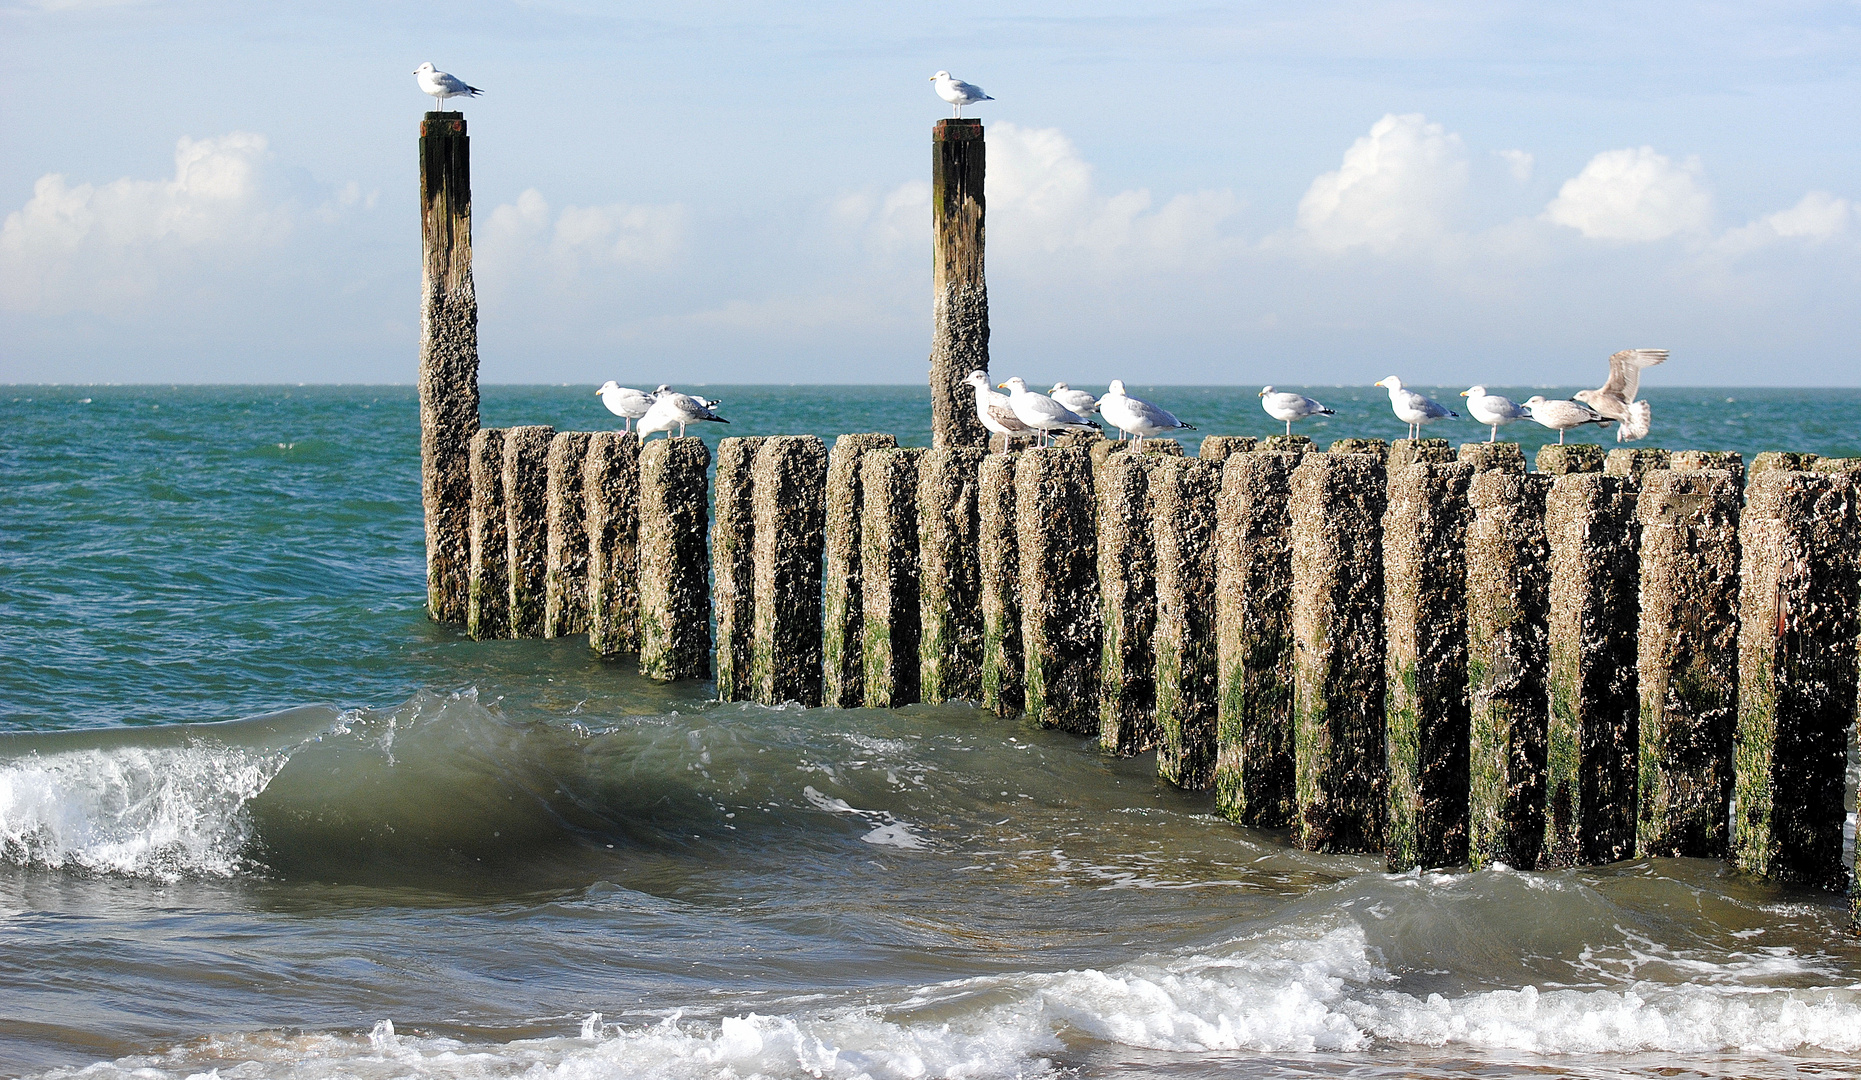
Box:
[1099, 380, 1195, 444]
[638, 388, 729, 439]
[998, 377, 1097, 445]
[1522, 396, 1609, 444]
[1574, 349, 1666, 442]
[1461, 386, 1531, 442]
[1258, 386, 1333, 436]
[1374, 376, 1458, 439]
[596, 381, 655, 431]
[966, 371, 1037, 441]
[414, 63, 482, 110]
[931, 71, 993, 117]
[1049, 383, 1100, 417]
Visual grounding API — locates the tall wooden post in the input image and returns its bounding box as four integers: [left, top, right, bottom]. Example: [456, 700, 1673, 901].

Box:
[418, 112, 480, 623]
[931, 118, 989, 449]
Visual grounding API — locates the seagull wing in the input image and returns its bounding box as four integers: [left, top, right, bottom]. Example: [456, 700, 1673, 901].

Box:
[952, 79, 989, 102]
[1601, 348, 1667, 400]
[987, 394, 1033, 433]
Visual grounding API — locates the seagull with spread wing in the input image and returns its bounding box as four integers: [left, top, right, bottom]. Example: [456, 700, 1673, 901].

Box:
[1574, 349, 1667, 442]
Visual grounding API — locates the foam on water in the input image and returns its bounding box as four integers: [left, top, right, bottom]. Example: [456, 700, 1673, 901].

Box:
[38, 917, 1861, 1080]
[0, 741, 288, 880]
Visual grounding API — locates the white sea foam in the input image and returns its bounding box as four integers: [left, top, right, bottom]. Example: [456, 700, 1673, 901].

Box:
[0, 742, 287, 880]
[41, 921, 1861, 1080]
[803, 784, 929, 849]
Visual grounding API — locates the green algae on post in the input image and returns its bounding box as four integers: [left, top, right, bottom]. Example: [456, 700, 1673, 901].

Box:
[918, 447, 988, 705]
[1096, 452, 1163, 755]
[712, 436, 767, 702]
[584, 431, 641, 657]
[979, 452, 1024, 717]
[860, 447, 926, 708]
[750, 436, 828, 707]
[1151, 456, 1220, 790]
[1016, 446, 1099, 733]
[822, 433, 897, 707]
[543, 431, 592, 639]
[637, 436, 711, 682]
[502, 425, 555, 638]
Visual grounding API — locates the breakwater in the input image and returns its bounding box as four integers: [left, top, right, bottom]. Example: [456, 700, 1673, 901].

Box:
[438, 426, 1861, 904]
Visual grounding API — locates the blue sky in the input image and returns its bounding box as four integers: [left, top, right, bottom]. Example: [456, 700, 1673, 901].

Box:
[2, 1, 1857, 385]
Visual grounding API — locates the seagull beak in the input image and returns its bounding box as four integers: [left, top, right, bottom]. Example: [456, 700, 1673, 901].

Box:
[1257, 390, 1266, 397]
[996, 383, 1007, 389]
[1459, 391, 1469, 397]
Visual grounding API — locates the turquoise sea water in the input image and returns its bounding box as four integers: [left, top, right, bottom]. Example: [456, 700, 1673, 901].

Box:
[1, 384, 1859, 1079]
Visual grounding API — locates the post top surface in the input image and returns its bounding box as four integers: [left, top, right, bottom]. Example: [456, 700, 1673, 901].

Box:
[421, 113, 468, 137]
[934, 117, 984, 142]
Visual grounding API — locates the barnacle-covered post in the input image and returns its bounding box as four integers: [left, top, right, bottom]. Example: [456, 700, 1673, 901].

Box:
[418, 112, 480, 622]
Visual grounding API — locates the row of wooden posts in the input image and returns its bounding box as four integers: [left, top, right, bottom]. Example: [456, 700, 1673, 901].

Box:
[454, 423, 1861, 904]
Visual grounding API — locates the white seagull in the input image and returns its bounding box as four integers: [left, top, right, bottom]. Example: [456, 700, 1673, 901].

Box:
[1049, 383, 1100, 417]
[998, 377, 1098, 446]
[1461, 386, 1531, 442]
[1574, 348, 1667, 442]
[414, 63, 483, 110]
[1099, 381, 1195, 444]
[1374, 376, 1458, 440]
[1521, 396, 1610, 444]
[930, 71, 993, 117]
[966, 370, 1037, 442]
[1258, 386, 1334, 436]
[596, 381, 656, 431]
[637, 388, 729, 439]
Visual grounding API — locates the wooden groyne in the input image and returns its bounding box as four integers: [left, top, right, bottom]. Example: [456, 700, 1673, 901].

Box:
[413, 115, 1860, 919]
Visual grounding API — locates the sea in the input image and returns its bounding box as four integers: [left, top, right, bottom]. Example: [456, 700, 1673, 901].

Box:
[2, 383, 1859, 1080]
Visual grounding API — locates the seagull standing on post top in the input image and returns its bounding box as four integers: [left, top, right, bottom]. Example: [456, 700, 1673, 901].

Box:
[415, 63, 483, 110]
[930, 71, 993, 117]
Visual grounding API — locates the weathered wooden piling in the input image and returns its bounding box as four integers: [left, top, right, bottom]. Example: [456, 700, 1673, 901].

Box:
[1152, 456, 1220, 789]
[1097, 453, 1164, 754]
[979, 452, 1024, 717]
[1289, 453, 1388, 853]
[1383, 460, 1474, 871]
[1542, 473, 1640, 867]
[1198, 436, 1256, 462]
[1016, 447, 1100, 732]
[750, 436, 828, 706]
[1750, 452, 1817, 476]
[543, 432, 593, 639]
[1636, 468, 1741, 858]
[1457, 442, 1526, 475]
[1328, 438, 1389, 461]
[919, 448, 988, 704]
[1465, 471, 1552, 870]
[713, 437, 768, 702]
[823, 433, 898, 707]
[1388, 438, 1453, 472]
[637, 437, 712, 682]
[930, 118, 990, 449]
[1732, 470, 1859, 891]
[1670, 450, 1744, 487]
[503, 426, 555, 639]
[584, 432, 641, 656]
[466, 428, 508, 640]
[1536, 444, 1605, 476]
[1261, 435, 1314, 455]
[861, 448, 927, 708]
[1605, 447, 1670, 482]
[1214, 451, 1300, 828]
[417, 113, 479, 624]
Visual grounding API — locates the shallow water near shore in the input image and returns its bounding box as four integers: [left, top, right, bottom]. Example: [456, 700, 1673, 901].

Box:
[2, 384, 1859, 1079]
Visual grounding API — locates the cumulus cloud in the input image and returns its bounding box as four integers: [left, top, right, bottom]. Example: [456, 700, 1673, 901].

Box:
[0, 133, 295, 314]
[479, 188, 683, 279]
[1543, 146, 1712, 241]
[1497, 150, 1534, 182]
[1295, 114, 1468, 252]
[1711, 191, 1853, 257]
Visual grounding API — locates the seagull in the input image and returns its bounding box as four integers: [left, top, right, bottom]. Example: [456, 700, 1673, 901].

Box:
[1574, 349, 1667, 442]
[930, 71, 993, 118]
[1373, 376, 1458, 440]
[1521, 396, 1610, 444]
[1099, 380, 1195, 444]
[414, 63, 483, 110]
[966, 371, 1037, 443]
[998, 377, 1098, 446]
[596, 381, 655, 431]
[1049, 383, 1100, 418]
[1258, 386, 1334, 437]
[1461, 386, 1531, 442]
[637, 388, 728, 439]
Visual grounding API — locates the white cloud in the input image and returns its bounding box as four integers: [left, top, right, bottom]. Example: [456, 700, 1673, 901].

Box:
[1295, 113, 1468, 252]
[1543, 146, 1712, 241]
[0, 133, 294, 314]
[1711, 191, 1853, 257]
[1497, 149, 1534, 182]
[480, 188, 683, 279]
[842, 123, 1242, 273]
